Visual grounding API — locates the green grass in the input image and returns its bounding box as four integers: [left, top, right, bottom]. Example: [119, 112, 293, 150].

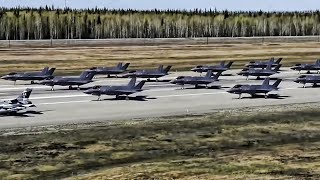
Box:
[0, 107, 320, 179]
[1, 42, 320, 75]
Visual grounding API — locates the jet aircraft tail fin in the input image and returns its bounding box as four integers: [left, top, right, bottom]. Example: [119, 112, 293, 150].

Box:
[316, 59, 320, 65]
[135, 80, 146, 90]
[266, 63, 272, 70]
[80, 70, 96, 80]
[163, 66, 172, 73]
[269, 57, 275, 63]
[225, 61, 234, 68]
[272, 79, 282, 88]
[205, 70, 213, 78]
[121, 63, 130, 70]
[157, 65, 164, 72]
[46, 68, 56, 75]
[16, 88, 33, 102]
[116, 63, 123, 69]
[41, 67, 50, 75]
[275, 58, 283, 64]
[213, 71, 223, 79]
[128, 77, 136, 88]
[262, 77, 270, 87]
[273, 64, 282, 71]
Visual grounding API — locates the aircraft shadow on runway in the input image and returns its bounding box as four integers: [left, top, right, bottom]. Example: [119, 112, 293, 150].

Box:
[221, 73, 234, 76]
[253, 77, 281, 81]
[234, 94, 291, 100]
[93, 95, 156, 102]
[176, 85, 229, 90]
[298, 85, 320, 88]
[145, 79, 171, 83]
[0, 110, 46, 118]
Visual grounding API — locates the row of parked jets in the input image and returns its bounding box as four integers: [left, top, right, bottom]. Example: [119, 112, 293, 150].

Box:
[1, 58, 320, 115]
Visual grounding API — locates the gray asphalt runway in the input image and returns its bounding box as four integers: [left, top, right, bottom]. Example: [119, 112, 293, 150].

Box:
[0, 68, 319, 129]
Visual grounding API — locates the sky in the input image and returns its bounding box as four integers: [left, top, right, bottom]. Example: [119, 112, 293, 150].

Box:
[0, 0, 319, 11]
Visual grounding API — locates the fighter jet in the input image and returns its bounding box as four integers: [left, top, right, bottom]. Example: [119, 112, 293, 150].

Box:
[0, 88, 35, 115]
[246, 57, 283, 69]
[1, 67, 56, 85]
[294, 75, 320, 88]
[238, 64, 282, 80]
[40, 70, 96, 91]
[90, 63, 130, 77]
[191, 61, 234, 74]
[83, 77, 146, 100]
[170, 70, 222, 89]
[123, 65, 172, 81]
[291, 59, 320, 74]
[227, 78, 282, 99]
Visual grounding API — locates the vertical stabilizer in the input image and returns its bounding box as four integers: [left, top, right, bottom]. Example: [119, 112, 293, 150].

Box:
[41, 67, 49, 75]
[213, 71, 222, 79]
[127, 77, 136, 88]
[47, 68, 56, 75]
[116, 63, 123, 69]
[273, 64, 282, 71]
[163, 66, 172, 73]
[157, 65, 164, 72]
[225, 61, 234, 68]
[17, 88, 32, 102]
[275, 58, 283, 64]
[206, 70, 213, 78]
[80, 71, 96, 80]
[135, 80, 146, 90]
[266, 63, 272, 70]
[272, 79, 282, 88]
[122, 63, 130, 70]
[262, 77, 270, 87]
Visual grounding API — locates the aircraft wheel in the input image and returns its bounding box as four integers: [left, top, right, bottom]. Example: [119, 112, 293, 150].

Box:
[31, 81, 35, 84]
[264, 94, 268, 99]
[69, 86, 73, 90]
[125, 96, 129, 101]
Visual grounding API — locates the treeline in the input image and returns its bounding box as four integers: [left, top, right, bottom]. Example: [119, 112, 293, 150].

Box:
[1, 7, 320, 40]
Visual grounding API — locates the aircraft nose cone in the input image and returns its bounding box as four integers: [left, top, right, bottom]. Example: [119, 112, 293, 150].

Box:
[227, 88, 236, 94]
[83, 89, 93, 94]
[170, 79, 176, 84]
[1, 75, 9, 80]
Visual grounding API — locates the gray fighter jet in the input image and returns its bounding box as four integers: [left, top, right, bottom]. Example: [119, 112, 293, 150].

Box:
[191, 61, 233, 74]
[291, 59, 320, 74]
[1, 67, 56, 85]
[90, 63, 130, 77]
[246, 57, 283, 69]
[294, 75, 320, 88]
[123, 65, 172, 81]
[83, 77, 146, 100]
[0, 88, 35, 115]
[238, 64, 282, 80]
[227, 78, 282, 99]
[40, 70, 96, 91]
[170, 70, 222, 89]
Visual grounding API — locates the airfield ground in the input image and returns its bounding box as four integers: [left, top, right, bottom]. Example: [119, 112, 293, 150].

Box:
[0, 69, 320, 128]
[0, 38, 320, 179]
[0, 104, 319, 179]
[1, 41, 320, 75]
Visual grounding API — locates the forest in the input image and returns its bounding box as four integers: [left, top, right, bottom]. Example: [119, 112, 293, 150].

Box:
[0, 7, 320, 40]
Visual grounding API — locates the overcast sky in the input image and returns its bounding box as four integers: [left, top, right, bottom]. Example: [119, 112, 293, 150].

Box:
[1, 0, 319, 11]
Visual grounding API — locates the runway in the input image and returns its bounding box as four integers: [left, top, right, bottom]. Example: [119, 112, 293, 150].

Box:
[0, 68, 319, 129]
